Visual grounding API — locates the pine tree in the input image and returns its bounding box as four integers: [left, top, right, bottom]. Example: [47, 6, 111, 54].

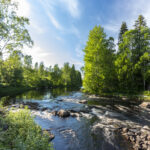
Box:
[118, 22, 128, 45]
[134, 15, 147, 29]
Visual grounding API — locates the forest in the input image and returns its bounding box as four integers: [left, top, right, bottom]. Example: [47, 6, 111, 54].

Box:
[83, 15, 150, 95]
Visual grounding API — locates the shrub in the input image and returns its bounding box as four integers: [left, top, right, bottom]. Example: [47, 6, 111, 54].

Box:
[0, 108, 53, 150]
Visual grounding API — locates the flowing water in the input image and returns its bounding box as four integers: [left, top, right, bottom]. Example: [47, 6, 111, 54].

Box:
[12, 88, 150, 150]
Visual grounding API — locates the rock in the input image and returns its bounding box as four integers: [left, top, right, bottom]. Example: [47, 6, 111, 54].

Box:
[79, 100, 87, 104]
[70, 113, 80, 117]
[43, 130, 55, 141]
[80, 109, 90, 113]
[130, 136, 135, 143]
[147, 135, 150, 140]
[148, 146, 150, 150]
[51, 111, 58, 116]
[122, 133, 129, 140]
[129, 128, 138, 133]
[142, 143, 148, 149]
[41, 107, 48, 111]
[136, 135, 142, 143]
[140, 133, 147, 140]
[140, 102, 150, 109]
[25, 102, 40, 110]
[127, 131, 134, 136]
[143, 125, 150, 130]
[122, 127, 128, 133]
[57, 109, 70, 118]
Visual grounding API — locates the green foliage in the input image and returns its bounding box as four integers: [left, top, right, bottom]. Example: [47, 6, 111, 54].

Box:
[83, 15, 150, 94]
[0, 108, 53, 150]
[0, 0, 33, 57]
[83, 25, 116, 94]
[118, 22, 128, 46]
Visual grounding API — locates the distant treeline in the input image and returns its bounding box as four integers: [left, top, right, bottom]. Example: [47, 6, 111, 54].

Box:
[83, 15, 150, 94]
[0, 0, 82, 90]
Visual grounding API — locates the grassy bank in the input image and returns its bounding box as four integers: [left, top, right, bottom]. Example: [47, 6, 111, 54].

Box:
[0, 107, 53, 150]
[0, 86, 34, 98]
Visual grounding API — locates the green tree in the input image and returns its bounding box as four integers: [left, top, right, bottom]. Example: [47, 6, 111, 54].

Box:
[118, 22, 128, 45]
[0, 0, 33, 58]
[83, 25, 115, 94]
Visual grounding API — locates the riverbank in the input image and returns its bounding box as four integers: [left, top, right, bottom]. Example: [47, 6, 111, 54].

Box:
[0, 106, 53, 150]
[84, 90, 150, 102]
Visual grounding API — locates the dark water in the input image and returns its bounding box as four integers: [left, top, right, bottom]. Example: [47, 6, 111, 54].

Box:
[10, 88, 150, 150]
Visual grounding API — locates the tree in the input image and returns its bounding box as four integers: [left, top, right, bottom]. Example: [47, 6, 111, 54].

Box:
[24, 55, 32, 69]
[118, 22, 128, 53]
[0, 50, 23, 86]
[0, 0, 33, 58]
[134, 15, 147, 29]
[83, 25, 116, 94]
[116, 15, 150, 91]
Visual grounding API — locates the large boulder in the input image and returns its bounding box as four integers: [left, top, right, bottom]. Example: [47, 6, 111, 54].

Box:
[57, 109, 70, 118]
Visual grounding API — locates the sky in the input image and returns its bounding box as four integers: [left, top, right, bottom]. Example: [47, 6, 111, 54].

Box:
[15, 0, 150, 69]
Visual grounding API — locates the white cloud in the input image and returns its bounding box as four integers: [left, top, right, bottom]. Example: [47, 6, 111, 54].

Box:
[23, 45, 53, 66]
[104, 24, 119, 33]
[38, 0, 63, 31]
[47, 13, 63, 30]
[59, 0, 80, 18]
[14, 0, 30, 17]
[31, 21, 46, 34]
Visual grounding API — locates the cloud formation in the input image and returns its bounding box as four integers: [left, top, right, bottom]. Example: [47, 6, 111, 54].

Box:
[59, 0, 80, 18]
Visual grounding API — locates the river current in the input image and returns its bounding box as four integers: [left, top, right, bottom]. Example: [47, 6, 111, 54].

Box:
[13, 89, 150, 150]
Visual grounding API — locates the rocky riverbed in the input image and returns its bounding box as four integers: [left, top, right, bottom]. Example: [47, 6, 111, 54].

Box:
[5, 90, 150, 150]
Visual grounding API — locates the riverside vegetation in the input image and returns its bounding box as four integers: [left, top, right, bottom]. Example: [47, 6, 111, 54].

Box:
[0, 107, 53, 150]
[83, 15, 150, 96]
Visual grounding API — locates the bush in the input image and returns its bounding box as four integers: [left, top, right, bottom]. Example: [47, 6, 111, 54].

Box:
[0, 108, 53, 150]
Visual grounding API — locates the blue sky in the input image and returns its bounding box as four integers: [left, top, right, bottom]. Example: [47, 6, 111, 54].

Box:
[16, 0, 150, 69]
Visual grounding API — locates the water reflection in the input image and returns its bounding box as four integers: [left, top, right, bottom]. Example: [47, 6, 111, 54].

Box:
[16, 88, 80, 100]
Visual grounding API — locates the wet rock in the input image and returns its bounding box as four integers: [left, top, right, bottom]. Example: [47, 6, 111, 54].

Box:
[43, 130, 55, 141]
[70, 112, 80, 117]
[57, 109, 70, 118]
[51, 111, 58, 116]
[147, 135, 150, 140]
[130, 136, 135, 143]
[121, 126, 150, 150]
[142, 143, 148, 149]
[58, 99, 63, 102]
[80, 108, 90, 113]
[140, 102, 150, 109]
[41, 107, 48, 111]
[122, 127, 128, 133]
[79, 100, 87, 104]
[143, 125, 150, 130]
[24, 102, 40, 110]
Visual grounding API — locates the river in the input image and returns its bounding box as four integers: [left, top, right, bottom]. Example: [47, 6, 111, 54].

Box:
[11, 88, 150, 150]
